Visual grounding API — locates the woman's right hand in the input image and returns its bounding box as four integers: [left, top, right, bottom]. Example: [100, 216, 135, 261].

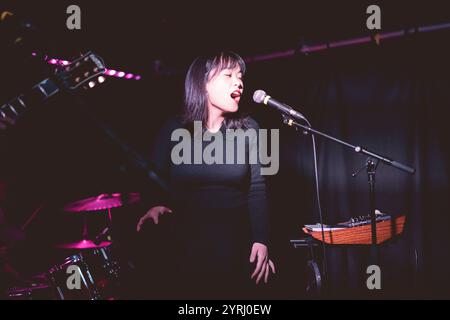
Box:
[136, 206, 173, 232]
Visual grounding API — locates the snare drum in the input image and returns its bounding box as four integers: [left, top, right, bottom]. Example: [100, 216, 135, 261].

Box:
[47, 254, 101, 300]
[47, 245, 120, 300]
[82, 246, 120, 299]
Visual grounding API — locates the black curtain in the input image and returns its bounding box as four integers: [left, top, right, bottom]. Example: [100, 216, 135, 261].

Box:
[242, 29, 450, 298]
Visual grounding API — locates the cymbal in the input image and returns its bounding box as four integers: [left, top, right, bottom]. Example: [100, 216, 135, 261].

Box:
[55, 239, 112, 249]
[63, 192, 140, 212]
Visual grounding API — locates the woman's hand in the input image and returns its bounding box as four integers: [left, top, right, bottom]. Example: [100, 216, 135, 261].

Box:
[249, 242, 276, 284]
[136, 206, 173, 232]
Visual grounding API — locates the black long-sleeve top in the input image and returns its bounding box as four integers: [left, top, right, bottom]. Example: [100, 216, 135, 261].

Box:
[148, 116, 269, 246]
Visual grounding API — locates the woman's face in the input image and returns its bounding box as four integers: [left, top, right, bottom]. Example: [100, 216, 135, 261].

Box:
[205, 66, 243, 114]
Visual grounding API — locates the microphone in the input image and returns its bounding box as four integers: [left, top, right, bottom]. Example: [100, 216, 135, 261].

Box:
[253, 90, 307, 121]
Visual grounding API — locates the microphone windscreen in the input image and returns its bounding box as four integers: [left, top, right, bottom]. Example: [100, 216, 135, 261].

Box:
[253, 90, 266, 104]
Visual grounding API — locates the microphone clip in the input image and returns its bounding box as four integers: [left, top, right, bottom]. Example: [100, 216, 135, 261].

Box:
[282, 114, 310, 135]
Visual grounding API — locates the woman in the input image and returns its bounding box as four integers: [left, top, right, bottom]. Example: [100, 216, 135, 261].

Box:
[137, 51, 275, 299]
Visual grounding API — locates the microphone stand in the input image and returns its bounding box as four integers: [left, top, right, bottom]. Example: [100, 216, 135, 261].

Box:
[281, 115, 415, 265]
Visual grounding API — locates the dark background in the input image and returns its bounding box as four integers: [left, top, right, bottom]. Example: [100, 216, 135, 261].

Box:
[1, 0, 450, 299]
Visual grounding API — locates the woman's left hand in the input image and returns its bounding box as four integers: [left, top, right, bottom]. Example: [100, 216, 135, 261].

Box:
[249, 242, 276, 284]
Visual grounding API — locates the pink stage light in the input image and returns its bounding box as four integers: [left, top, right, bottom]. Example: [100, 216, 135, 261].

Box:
[46, 58, 142, 81]
[106, 69, 117, 76]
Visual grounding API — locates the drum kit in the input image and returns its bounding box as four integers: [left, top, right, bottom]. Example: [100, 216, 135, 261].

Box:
[6, 192, 141, 300]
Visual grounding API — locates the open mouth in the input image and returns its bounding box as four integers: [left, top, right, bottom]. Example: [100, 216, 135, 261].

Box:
[230, 91, 241, 101]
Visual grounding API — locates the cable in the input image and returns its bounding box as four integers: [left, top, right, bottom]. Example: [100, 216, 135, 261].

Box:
[303, 117, 328, 294]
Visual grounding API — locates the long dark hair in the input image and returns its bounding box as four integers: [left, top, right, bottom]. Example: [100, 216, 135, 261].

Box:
[183, 51, 249, 130]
